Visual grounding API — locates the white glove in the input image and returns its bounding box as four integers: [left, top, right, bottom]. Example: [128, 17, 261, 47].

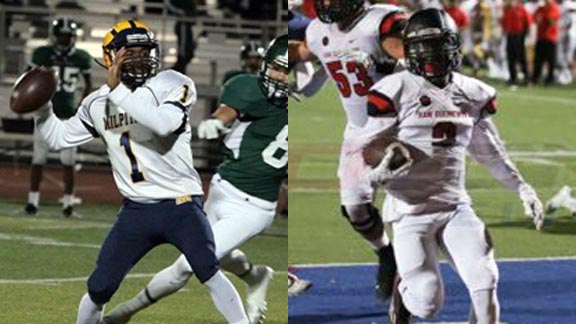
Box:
[368, 142, 413, 186]
[519, 184, 545, 231]
[197, 119, 229, 140]
[288, 0, 303, 10]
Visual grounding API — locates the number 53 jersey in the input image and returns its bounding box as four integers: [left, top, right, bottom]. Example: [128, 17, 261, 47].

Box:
[73, 70, 203, 202]
[367, 71, 498, 214]
[217, 74, 288, 203]
[306, 4, 403, 127]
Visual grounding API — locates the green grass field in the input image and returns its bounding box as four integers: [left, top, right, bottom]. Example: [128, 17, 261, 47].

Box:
[289, 80, 576, 266]
[0, 200, 287, 323]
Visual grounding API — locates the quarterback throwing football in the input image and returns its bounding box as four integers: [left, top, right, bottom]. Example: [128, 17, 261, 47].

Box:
[366, 9, 544, 323]
[33, 20, 248, 324]
[102, 34, 289, 324]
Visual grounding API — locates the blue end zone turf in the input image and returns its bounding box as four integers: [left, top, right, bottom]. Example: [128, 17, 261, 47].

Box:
[289, 259, 576, 324]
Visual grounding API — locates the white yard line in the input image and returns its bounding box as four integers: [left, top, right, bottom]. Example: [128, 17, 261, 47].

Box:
[499, 92, 576, 105]
[293, 255, 576, 268]
[290, 186, 570, 194]
[0, 233, 101, 249]
[0, 271, 289, 285]
[27, 223, 111, 230]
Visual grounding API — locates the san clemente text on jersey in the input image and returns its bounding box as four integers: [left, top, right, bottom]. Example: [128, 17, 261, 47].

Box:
[103, 112, 138, 130]
[418, 110, 470, 119]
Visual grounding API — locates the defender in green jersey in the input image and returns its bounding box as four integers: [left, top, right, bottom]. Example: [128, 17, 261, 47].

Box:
[25, 18, 92, 217]
[103, 34, 288, 324]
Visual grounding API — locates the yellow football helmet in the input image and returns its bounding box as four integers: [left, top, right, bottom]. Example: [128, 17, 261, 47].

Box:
[102, 20, 159, 88]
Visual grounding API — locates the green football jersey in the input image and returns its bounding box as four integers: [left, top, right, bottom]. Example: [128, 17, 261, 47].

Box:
[31, 46, 92, 119]
[222, 70, 246, 85]
[217, 74, 288, 202]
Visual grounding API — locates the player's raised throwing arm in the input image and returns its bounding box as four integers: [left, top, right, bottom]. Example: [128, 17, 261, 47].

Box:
[107, 48, 196, 137]
[468, 118, 545, 229]
[34, 101, 97, 151]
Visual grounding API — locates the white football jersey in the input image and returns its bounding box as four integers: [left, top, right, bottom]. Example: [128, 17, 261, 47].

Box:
[369, 71, 497, 215]
[37, 70, 203, 202]
[306, 4, 403, 127]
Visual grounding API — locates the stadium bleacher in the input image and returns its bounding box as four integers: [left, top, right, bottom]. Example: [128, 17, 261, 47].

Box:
[0, 0, 287, 171]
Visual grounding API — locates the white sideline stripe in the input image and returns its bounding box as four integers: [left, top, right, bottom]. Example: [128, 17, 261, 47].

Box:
[27, 223, 111, 230]
[499, 92, 576, 105]
[290, 186, 568, 194]
[513, 157, 563, 166]
[509, 150, 576, 157]
[0, 233, 100, 249]
[0, 271, 289, 285]
[293, 255, 576, 268]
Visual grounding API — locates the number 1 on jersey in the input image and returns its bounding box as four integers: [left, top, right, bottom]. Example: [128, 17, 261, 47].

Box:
[120, 132, 145, 182]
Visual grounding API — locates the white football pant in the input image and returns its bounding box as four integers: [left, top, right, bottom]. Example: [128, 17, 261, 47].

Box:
[392, 204, 499, 320]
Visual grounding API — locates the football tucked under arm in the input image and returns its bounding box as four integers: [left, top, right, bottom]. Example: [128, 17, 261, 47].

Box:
[362, 128, 428, 186]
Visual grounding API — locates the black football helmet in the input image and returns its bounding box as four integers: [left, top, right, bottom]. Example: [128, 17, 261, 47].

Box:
[102, 20, 160, 89]
[403, 9, 462, 87]
[240, 41, 265, 74]
[260, 35, 288, 108]
[314, 0, 365, 24]
[51, 18, 78, 54]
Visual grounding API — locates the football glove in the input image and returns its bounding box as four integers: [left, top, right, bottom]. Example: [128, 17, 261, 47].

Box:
[519, 184, 545, 231]
[368, 142, 413, 185]
[197, 119, 229, 139]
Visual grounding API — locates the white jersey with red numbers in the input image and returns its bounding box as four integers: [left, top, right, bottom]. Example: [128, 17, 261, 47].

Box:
[368, 70, 498, 216]
[306, 4, 404, 128]
[35, 70, 203, 203]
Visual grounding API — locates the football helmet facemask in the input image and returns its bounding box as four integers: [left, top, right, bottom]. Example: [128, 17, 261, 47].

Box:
[51, 18, 78, 54]
[260, 34, 288, 109]
[102, 20, 160, 89]
[403, 9, 462, 88]
[314, 0, 364, 24]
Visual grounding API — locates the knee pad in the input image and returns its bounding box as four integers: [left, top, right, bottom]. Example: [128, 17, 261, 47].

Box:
[341, 204, 383, 241]
[400, 272, 444, 319]
[462, 256, 499, 292]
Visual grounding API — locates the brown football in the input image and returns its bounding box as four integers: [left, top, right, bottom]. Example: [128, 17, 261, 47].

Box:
[10, 66, 58, 114]
[362, 131, 428, 169]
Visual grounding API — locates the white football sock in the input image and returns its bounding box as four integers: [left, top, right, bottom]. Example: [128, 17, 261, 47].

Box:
[28, 192, 40, 207]
[204, 271, 248, 324]
[63, 194, 74, 208]
[469, 289, 499, 324]
[76, 293, 103, 324]
[105, 255, 192, 319]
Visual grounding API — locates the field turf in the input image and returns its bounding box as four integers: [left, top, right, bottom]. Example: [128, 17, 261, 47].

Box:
[0, 200, 287, 323]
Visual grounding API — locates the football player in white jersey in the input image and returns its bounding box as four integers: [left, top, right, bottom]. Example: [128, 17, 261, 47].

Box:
[101, 34, 289, 324]
[365, 9, 544, 323]
[33, 20, 248, 324]
[289, 0, 408, 300]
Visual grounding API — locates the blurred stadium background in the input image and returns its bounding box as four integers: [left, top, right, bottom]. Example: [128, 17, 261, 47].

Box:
[0, 1, 288, 323]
